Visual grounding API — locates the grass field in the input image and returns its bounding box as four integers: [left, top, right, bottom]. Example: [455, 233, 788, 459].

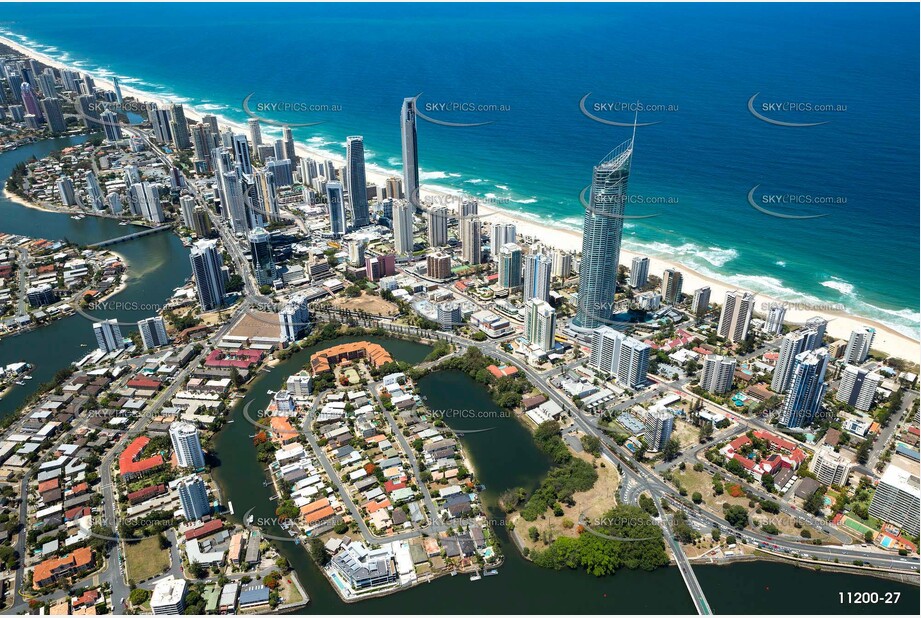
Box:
[124, 536, 170, 582]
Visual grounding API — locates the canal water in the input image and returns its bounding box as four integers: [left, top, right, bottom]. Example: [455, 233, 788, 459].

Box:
[2, 139, 917, 613]
[0, 134, 191, 421]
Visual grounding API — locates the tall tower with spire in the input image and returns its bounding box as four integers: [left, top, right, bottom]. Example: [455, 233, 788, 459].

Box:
[573, 135, 634, 330]
[400, 97, 420, 208]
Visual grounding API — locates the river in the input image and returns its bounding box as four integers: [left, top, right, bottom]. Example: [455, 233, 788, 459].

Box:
[0, 134, 192, 422]
[1, 138, 917, 613]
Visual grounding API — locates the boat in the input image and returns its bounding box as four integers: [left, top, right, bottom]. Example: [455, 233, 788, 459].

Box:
[14, 381, 25, 386]
[70, 215, 82, 220]
[450, 570, 458, 577]
[23, 375, 33, 380]
[267, 389, 276, 395]
[80, 343, 87, 347]
[119, 221, 129, 226]
[246, 514, 254, 525]
[483, 569, 499, 576]
[469, 571, 482, 582]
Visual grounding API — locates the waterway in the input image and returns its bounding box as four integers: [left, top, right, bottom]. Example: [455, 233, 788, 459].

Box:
[0, 134, 191, 421]
[1, 139, 917, 613]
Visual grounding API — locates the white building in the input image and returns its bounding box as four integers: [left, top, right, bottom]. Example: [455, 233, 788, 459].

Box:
[93, 319, 123, 353]
[138, 316, 169, 350]
[645, 408, 674, 452]
[717, 290, 755, 343]
[700, 354, 736, 394]
[809, 446, 853, 486]
[629, 256, 649, 288]
[843, 326, 875, 364]
[765, 304, 786, 335]
[691, 286, 710, 317]
[279, 294, 310, 343]
[588, 326, 650, 389]
[524, 298, 556, 352]
[868, 459, 920, 537]
[169, 421, 206, 469]
[392, 201, 414, 255]
[836, 365, 881, 411]
[151, 576, 187, 615]
[176, 474, 210, 521]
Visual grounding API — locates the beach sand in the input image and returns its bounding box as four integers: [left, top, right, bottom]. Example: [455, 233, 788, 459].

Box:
[2, 34, 917, 362]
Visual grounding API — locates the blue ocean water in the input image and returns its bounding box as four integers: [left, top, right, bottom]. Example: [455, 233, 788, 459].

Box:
[1, 3, 918, 338]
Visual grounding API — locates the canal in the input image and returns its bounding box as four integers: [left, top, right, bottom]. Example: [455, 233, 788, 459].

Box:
[1, 138, 917, 613]
[0, 134, 192, 421]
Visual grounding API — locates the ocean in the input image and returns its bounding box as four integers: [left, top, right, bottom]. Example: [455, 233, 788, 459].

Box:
[1, 2, 918, 338]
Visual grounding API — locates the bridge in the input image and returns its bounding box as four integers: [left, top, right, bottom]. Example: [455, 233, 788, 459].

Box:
[87, 224, 172, 248]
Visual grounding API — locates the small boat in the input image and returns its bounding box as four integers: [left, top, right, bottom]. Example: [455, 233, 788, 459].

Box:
[267, 389, 276, 395]
[450, 570, 458, 577]
[483, 569, 498, 576]
[246, 513, 254, 525]
[469, 572, 482, 582]
[119, 221, 129, 226]
[23, 375, 33, 380]
[14, 381, 25, 386]
[70, 215, 81, 220]
[80, 343, 88, 347]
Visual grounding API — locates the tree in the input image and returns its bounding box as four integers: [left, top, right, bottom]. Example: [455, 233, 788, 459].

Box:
[724, 505, 749, 529]
[580, 435, 602, 457]
[856, 439, 871, 464]
[761, 473, 775, 493]
[692, 492, 703, 504]
[309, 538, 329, 565]
[129, 588, 151, 606]
[662, 438, 681, 462]
[698, 421, 714, 443]
[864, 530, 874, 543]
[803, 488, 826, 517]
[528, 526, 539, 542]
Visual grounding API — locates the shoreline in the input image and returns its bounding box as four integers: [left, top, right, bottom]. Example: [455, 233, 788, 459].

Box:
[1, 34, 917, 361]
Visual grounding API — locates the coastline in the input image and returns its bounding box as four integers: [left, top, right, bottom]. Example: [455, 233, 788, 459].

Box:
[2, 34, 916, 361]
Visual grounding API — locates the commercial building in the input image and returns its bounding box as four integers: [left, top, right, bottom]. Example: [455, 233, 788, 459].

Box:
[189, 239, 226, 311]
[629, 256, 649, 288]
[717, 290, 755, 343]
[93, 319, 123, 353]
[868, 459, 920, 538]
[138, 316, 170, 350]
[151, 576, 187, 615]
[836, 365, 882, 411]
[662, 268, 683, 305]
[588, 326, 650, 389]
[809, 446, 853, 486]
[524, 298, 556, 352]
[176, 474, 210, 521]
[170, 421, 206, 470]
[699, 354, 736, 394]
[778, 348, 829, 429]
[574, 140, 632, 329]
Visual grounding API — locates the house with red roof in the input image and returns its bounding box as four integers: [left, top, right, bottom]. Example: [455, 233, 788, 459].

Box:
[118, 436, 165, 480]
[184, 519, 223, 540]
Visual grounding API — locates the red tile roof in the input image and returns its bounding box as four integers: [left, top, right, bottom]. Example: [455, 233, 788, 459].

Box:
[184, 519, 223, 540]
[118, 436, 164, 478]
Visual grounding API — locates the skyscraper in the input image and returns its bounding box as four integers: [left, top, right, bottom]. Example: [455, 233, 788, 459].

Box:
[662, 268, 683, 305]
[138, 316, 169, 350]
[168, 103, 191, 150]
[400, 97, 419, 206]
[765, 304, 787, 335]
[392, 200, 415, 255]
[248, 228, 275, 286]
[836, 365, 881, 412]
[869, 459, 920, 538]
[100, 110, 122, 142]
[282, 125, 297, 163]
[149, 104, 173, 144]
[629, 256, 650, 288]
[691, 286, 711, 317]
[136, 182, 165, 224]
[551, 250, 572, 279]
[773, 330, 812, 393]
[176, 475, 210, 521]
[232, 134, 253, 176]
[326, 181, 346, 237]
[279, 295, 310, 342]
[221, 171, 249, 232]
[345, 136, 370, 228]
[523, 252, 552, 303]
[778, 347, 829, 428]
[93, 319, 124, 353]
[700, 355, 737, 394]
[111, 76, 123, 105]
[84, 171, 105, 211]
[843, 326, 875, 364]
[426, 206, 449, 247]
[645, 408, 674, 452]
[170, 421, 206, 470]
[574, 140, 632, 329]
[19, 82, 42, 120]
[498, 243, 522, 289]
[717, 290, 755, 343]
[189, 239, 226, 311]
[491, 223, 517, 257]
[525, 298, 557, 352]
[588, 326, 651, 389]
[426, 252, 452, 280]
[39, 97, 67, 133]
[255, 169, 279, 222]
[247, 118, 262, 148]
[461, 217, 482, 265]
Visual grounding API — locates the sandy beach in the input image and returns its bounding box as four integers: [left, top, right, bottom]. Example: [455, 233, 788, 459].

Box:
[2, 34, 917, 362]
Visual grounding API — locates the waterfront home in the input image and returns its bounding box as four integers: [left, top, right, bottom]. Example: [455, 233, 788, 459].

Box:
[330, 540, 399, 591]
